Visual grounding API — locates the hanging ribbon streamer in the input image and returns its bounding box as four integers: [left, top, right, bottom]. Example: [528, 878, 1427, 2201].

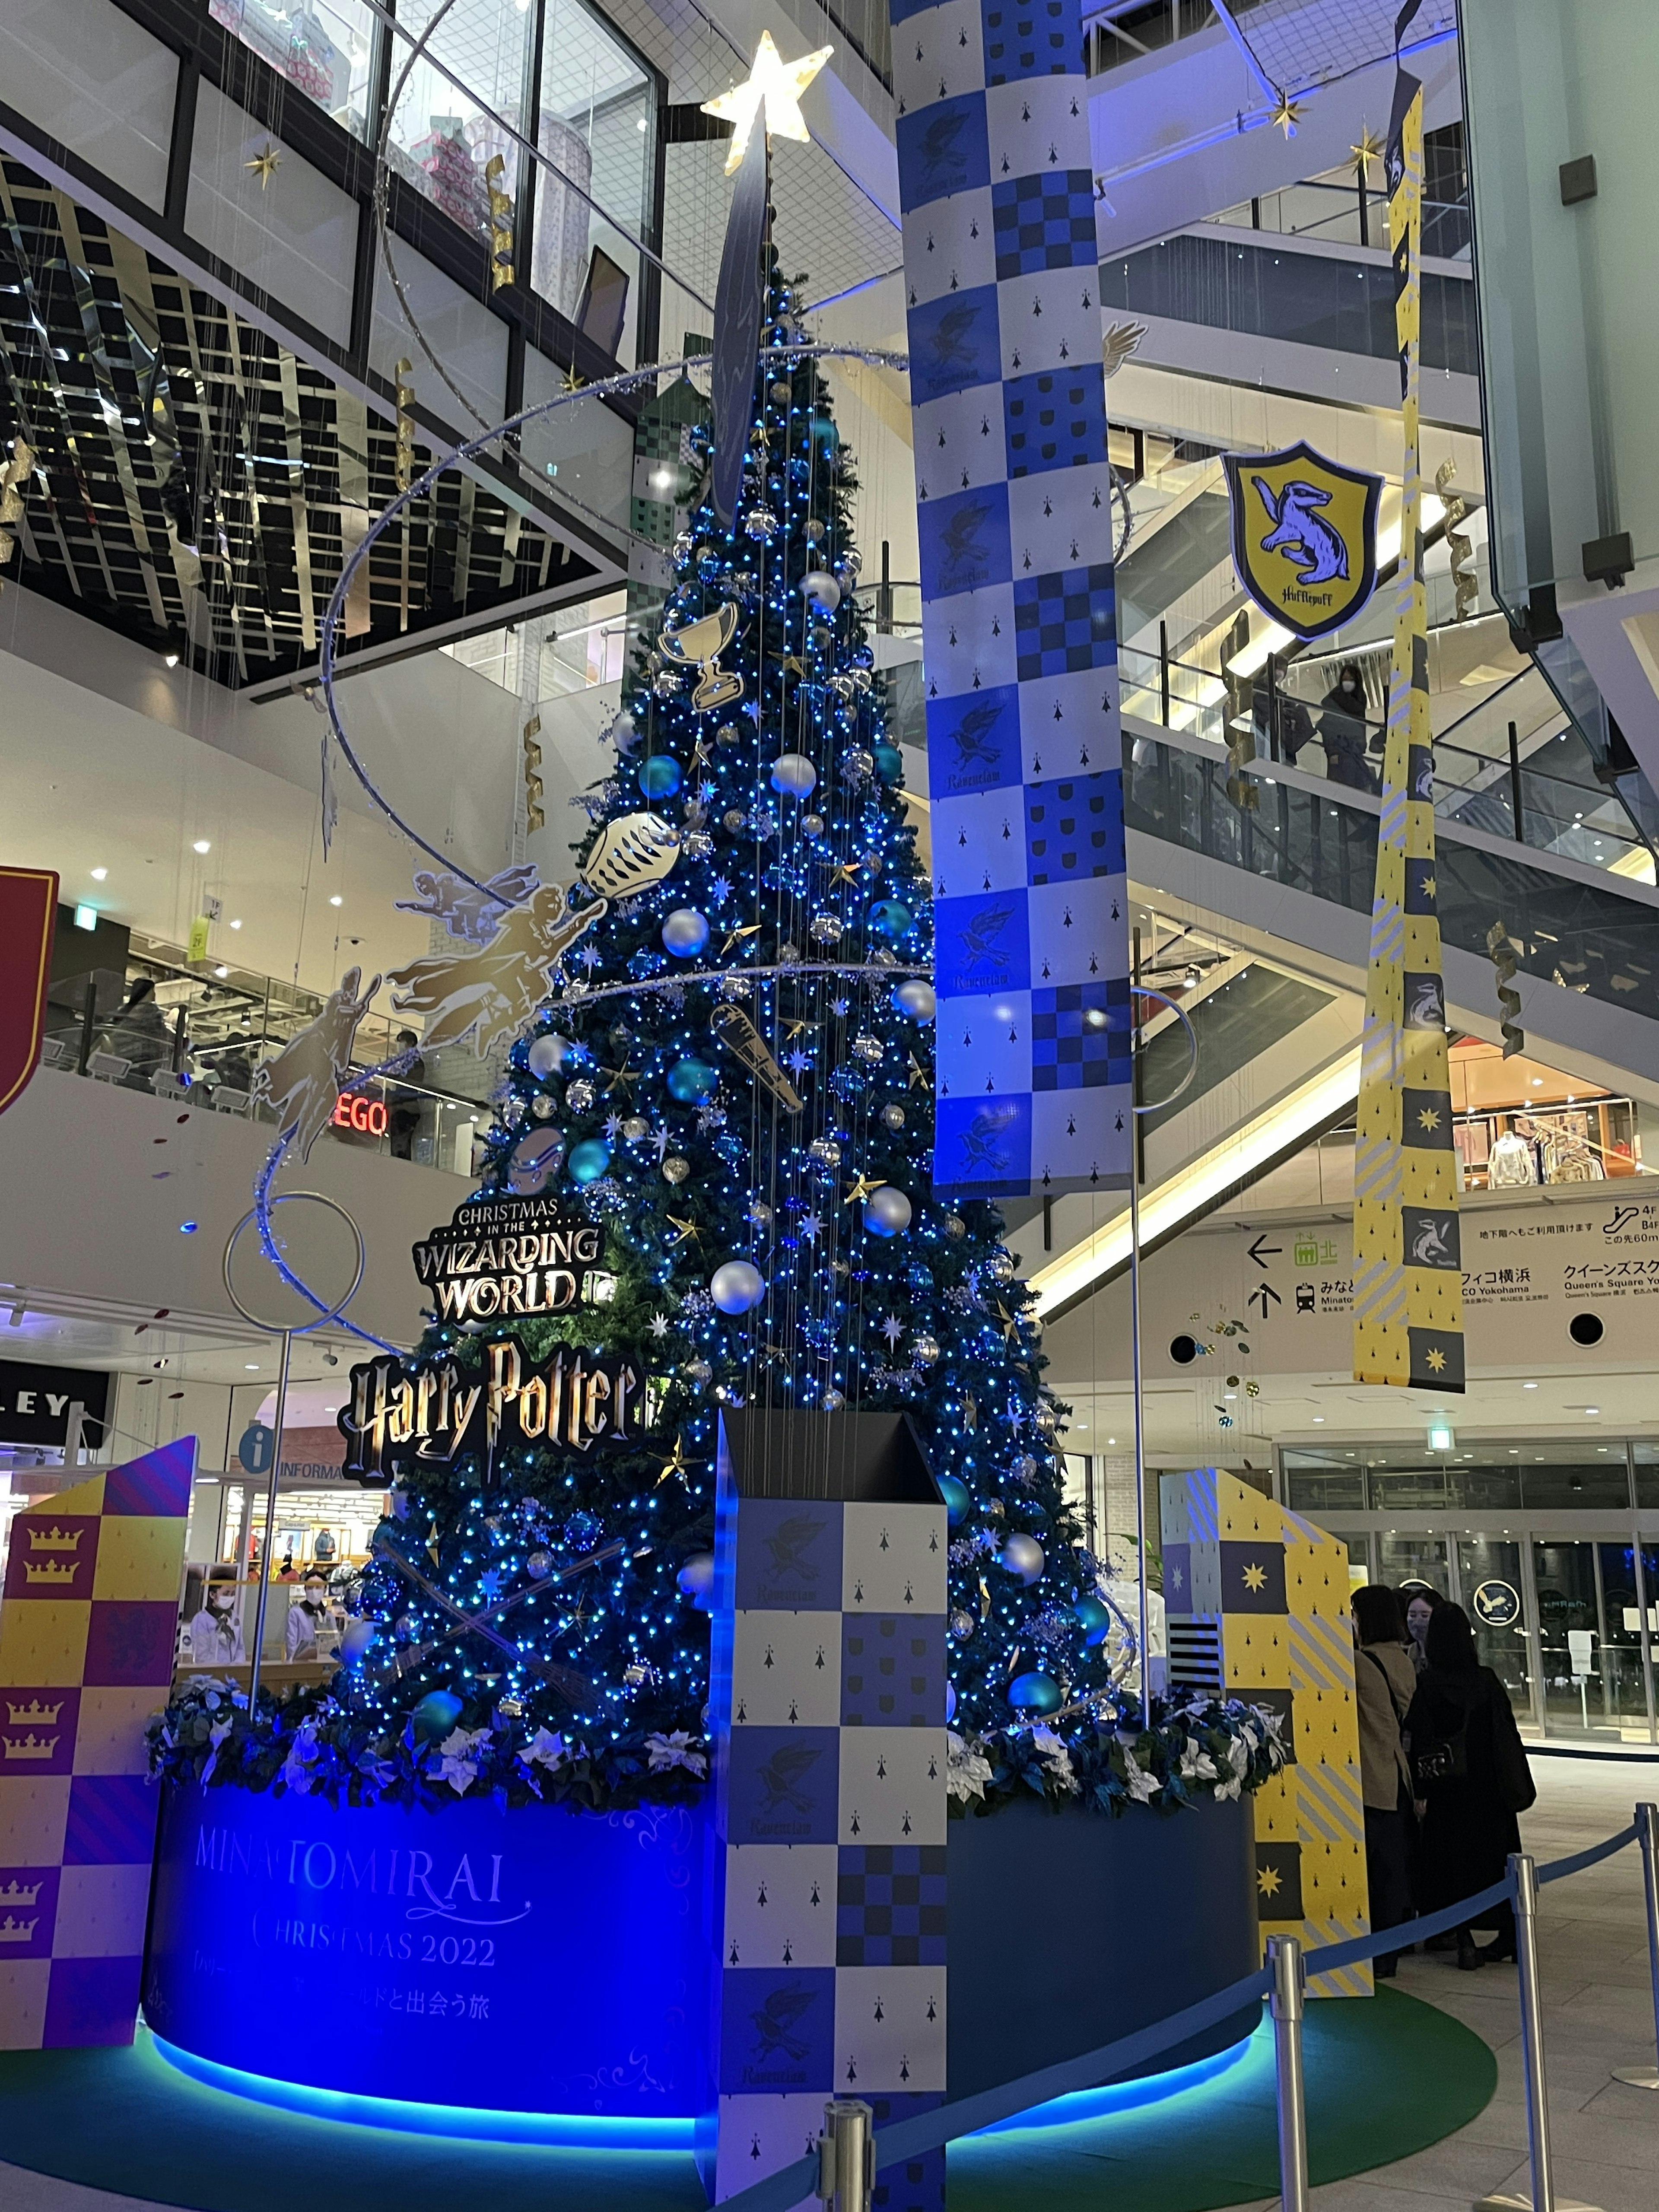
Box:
[1352, 1, 1465, 1392]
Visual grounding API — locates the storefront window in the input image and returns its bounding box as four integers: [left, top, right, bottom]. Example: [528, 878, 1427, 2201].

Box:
[387, 0, 535, 248]
[211, 0, 379, 138]
[533, 0, 656, 361]
[1636, 1444, 1659, 1510]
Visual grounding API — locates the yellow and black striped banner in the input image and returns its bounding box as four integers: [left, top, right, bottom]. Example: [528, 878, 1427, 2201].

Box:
[1352, 17, 1464, 1394]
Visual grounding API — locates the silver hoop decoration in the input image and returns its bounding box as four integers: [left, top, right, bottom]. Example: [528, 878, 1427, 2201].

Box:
[1131, 984, 1199, 1117]
[223, 1188, 367, 1338]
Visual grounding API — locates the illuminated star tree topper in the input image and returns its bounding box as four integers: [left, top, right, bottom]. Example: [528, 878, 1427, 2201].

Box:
[701, 31, 833, 175]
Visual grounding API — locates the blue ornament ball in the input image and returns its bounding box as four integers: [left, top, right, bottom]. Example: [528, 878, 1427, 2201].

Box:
[868, 899, 913, 941]
[934, 1474, 971, 1525]
[710, 1259, 766, 1314]
[667, 1057, 716, 1102]
[1074, 1595, 1112, 1647]
[661, 908, 710, 957]
[1008, 1670, 1063, 1717]
[893, 979, 936, 1023]
[769, 752, 818, 797]
[338, 1618, 377, 1664]
[567, 1138, 612, 1183]
[945, 1681, 957, 1724]
[872, 743, 904, 782]
[639, 754, 683, 799]
[676, 1551, 715, 1607]
[863, 1185, 912, 1236]
[411, 1689, 464, 1740]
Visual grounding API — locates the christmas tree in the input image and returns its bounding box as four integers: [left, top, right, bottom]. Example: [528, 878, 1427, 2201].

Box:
[155, 245, 1281, 1820]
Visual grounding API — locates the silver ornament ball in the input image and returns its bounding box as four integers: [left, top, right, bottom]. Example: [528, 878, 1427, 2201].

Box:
[999, 1533, 1045, 1585]
[769, 752, 818, 798]
[801, 570, 842, 611]
[863, 1185, 913, 1236]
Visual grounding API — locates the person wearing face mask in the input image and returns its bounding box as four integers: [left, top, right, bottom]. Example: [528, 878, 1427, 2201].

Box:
[187, 1571, 248, 1666]
[1317, 661, 1378, 793]
[285, 1570, 337, 1661]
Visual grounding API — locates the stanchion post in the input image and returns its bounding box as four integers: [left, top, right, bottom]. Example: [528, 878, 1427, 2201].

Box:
[1268, 1932, 1309, 2212]
[1613, 1802, 1659, 2090]
[1478, 1852, 1601, 2212]
[815, 2098, 873, 2212]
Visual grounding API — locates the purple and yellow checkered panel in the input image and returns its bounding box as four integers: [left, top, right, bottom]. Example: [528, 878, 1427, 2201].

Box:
[897, 0, 1132, 1198]
[0, 1438, 194, 2049]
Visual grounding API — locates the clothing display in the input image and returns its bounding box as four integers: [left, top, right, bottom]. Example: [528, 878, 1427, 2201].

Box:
[1485, 1128, 1538, 1187]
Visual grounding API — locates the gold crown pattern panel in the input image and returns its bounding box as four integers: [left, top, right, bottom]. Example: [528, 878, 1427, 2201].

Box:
[1162, 1468, 1370, 1999]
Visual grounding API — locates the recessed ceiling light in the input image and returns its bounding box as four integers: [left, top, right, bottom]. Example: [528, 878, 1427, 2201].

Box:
[1313, 1416, 1324, 1423]
[1522, 1381, 1538, 1389]
[164, 651, 179, 668]
[1107, 1437, 1116, 1446]
[229, 918, 242, 930]
[1586, 1406, 1600, 1416]
[329, 894, 343, 907]
[245, 1363, 259, 1370]
[90, 866, 108, 881]
[193, 839, 211, 854]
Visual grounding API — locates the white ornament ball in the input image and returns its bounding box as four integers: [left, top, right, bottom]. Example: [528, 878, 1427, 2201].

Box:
[677, 1552, 715, 1602]
[661, 908, 711, 957]
[710, 1259, 766, 1314]
[822, 1388, 846, 1412]
[863, 1185, 913, 1236]
[894, 979, 936, 1022]
[339, 1618, 377, 1660]
[769, 752, 819, 797]
[999, 1533, 1046, 1585]
[610, 711, 639, 756]
[801, 570, 842, 610]
[527, 1033, 575, 1078]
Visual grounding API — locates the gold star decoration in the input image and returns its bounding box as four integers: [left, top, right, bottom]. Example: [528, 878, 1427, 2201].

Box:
[994, 1300, 1021, 1344]
[721, 922, 762, 956]
[781, 653, 806, 676]
[701, 30, 833, 176]
[245, 143, 282, 188]
[1425, 1346, 1447, 1373]
[1420, 874, 1437, 902]
[843, 1172, 880, 1206]
[665, 1214, 701, 1246]
[1351, 125, 1385, 172]
[907, 1052, 927, 1090]
[1243, 1561, 1268, 1592]
[1416, 1105, 1442, 1134]
[1269, 90, 1303, 137]
[784, 1017, 815, 1041]
[830, 861, 861, 886]
[604, 1057, 637, 1095]
[1257, 1863, 1283, 1899]
[655, 1435, 689, 1485]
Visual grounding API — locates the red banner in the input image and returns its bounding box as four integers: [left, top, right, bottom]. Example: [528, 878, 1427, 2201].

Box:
[0, 867, 57, 1116]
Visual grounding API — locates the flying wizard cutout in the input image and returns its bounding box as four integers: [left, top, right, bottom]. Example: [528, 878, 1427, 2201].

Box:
[1223, 442, 1382, 642]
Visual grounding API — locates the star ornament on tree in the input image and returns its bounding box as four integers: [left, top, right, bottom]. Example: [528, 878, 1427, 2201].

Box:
[701, 31, 833, 176]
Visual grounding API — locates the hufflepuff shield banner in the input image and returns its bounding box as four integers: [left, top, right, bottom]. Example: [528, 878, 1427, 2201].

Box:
[1223, 442, 1381, 644]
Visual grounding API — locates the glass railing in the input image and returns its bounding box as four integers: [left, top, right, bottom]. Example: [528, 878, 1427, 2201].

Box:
[1206, 181, 1471, 260]
[39, 938, 491, 1177]
[1121, 717, 1659, 1033]
[1119, 645, 1658, 881]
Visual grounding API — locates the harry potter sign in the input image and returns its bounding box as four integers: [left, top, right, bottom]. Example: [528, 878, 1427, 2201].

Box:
[339, 1341, 644, 1482]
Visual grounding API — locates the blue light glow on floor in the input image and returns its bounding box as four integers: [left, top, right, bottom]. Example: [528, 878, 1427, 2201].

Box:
[972, 2023, 1262, 2135]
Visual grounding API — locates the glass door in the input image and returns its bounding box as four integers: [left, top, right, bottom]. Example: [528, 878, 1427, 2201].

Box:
[1529, 1538, 1654, 1742]
[1456, 1536, 1533, 1728]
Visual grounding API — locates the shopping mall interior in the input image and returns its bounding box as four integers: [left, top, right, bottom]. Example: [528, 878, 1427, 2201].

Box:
[4, 2, 1659, 2209]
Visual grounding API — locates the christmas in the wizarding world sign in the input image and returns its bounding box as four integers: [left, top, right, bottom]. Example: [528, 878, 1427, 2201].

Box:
[411, 1192, 613, 1322]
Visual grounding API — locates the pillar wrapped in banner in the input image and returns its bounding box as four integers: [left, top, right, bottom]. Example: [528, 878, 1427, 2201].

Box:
[893, 0, 1132, 1201]
[1351, 6, 1465, 1392]
[1161, 1467, 1370, 1999]
[709, 1413, 947, 2209]
[0, 1439, 194, 2048]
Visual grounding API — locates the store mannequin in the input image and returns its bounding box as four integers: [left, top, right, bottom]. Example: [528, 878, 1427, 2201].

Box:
[1486, 1124, 1538, 1189]
[285, 1570, 338, 1660]
[187, 1573, 247, 1667]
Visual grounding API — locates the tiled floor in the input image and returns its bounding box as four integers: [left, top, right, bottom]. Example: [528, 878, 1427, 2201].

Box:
[3, 1759, 1657, 2212]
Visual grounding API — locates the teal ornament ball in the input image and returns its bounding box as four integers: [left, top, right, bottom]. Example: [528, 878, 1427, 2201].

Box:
[868, 899, 912, 941]
[934, 1474, 971, 1525]
[411, 1689, 464, 1741]
[661, 908, 710, 957]
[639, 754, 682, 799]
[1074, 1595, 1112, 1647]
[1009, 1670, 1063, 1716]
[872, 743, 903, 782]
[567, 1138, 612, 1183]
[667, 1057, 716, 1102]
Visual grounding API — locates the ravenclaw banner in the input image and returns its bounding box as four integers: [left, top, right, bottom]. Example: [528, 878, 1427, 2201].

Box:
[1223, 442, 1381, 643]
[1352, 6, 1464, 1393]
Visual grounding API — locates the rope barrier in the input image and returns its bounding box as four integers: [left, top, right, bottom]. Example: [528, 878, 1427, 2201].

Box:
[712, 1808, 1648, 2212]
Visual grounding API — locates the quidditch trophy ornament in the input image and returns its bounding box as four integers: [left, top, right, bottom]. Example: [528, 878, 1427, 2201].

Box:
[658, 604, 743, 712]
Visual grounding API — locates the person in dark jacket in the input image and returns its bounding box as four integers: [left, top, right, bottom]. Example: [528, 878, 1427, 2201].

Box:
[1405, 1603, 1536, 1970]
[1317, 662, 1377, 792]
[1352, 1583, 1417, 1976]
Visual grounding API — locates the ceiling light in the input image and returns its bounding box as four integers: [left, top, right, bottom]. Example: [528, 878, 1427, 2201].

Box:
[1530, 1077, 1542, 1087]
[164, 652, 179, 668]
[1313, 1416, 1324, 1423]
[1586, 1406, 1600, 1416]
[245, 1363, 260, 1371]
[329, 895, 343, 907]
[90, 866, 108, 881]
[1107, 1437, 1116, 1446]
[214, 964, 229, 978]
[636, 114, 647, 129]
[229, 918, 242, 930]
[1523, 1381, 1538, 1389]
[193, 839, 211, 854]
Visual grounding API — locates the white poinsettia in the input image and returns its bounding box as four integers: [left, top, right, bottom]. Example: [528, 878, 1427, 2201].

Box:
[1120, 1745, 1162, 1802]
[645, 1731, 708, 1777]
[945, 1730, 992, 1803]
[524, 1727, 575, 1770]
[1029, 1726, 1081, 1795]
[1179, 1735, 1218, 1785]
[435, 1724, 490, 1794]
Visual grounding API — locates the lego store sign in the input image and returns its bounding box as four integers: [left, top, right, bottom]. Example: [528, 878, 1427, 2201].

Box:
[333, 1092, 389, 1137]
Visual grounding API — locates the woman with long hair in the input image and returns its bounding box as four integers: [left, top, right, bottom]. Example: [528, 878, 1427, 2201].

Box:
[1405, 1603, 1536, 1970]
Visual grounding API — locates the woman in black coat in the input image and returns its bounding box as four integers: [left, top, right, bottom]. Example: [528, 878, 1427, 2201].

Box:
[1405, 1603, 1536, 1970]
[1316, 662, 1378, 792]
